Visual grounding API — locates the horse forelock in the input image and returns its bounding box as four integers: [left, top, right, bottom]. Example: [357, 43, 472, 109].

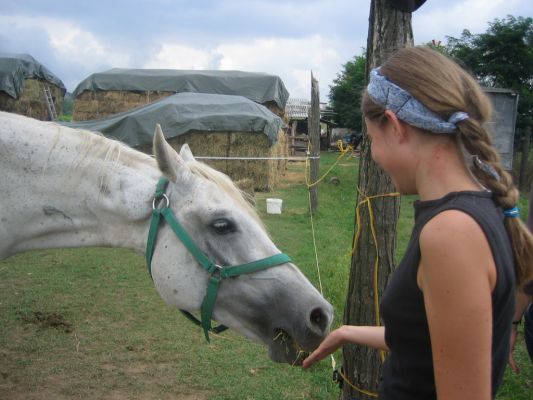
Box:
[186, 160, 265, 229]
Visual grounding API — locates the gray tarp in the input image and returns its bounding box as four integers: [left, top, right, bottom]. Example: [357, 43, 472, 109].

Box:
[0, 53, 66, 99]
[72, 68, 289, 109]
[61, 92, 282, 148]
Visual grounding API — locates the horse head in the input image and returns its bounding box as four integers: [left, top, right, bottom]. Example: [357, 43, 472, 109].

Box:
[149, 125, 333, 364]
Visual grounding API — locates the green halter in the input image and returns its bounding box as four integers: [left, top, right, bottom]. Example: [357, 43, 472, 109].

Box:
[146, 177, 291, 341]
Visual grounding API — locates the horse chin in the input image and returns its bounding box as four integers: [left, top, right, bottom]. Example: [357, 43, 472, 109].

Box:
[268, 329, 310, 366]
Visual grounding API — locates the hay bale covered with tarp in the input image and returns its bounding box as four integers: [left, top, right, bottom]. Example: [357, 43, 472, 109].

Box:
[63, 92, 288, 191]
[0, 53, 66, 120]
[71, 68, 289, 121]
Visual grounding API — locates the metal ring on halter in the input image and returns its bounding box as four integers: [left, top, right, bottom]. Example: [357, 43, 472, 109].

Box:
[152, 194, 170, 210]
[211, 264, 224, 278]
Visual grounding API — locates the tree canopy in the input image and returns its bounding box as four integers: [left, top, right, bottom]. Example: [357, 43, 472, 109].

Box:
[446, 15, 532, 128]
[329, 16, 532, 132]
[328, 53, 366, 132]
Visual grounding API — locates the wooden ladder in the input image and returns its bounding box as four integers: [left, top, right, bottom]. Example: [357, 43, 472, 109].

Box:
[42, 84, 58, 121]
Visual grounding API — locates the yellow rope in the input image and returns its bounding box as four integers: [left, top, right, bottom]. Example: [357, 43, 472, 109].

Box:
[307, 186, 324, 295]
[352, 188, 400, 352]
[304, 146, 400, 396]
[305, 142, 350, 188]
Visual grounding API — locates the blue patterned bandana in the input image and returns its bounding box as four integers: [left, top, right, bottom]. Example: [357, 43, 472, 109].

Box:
[367, 68, 469, 134]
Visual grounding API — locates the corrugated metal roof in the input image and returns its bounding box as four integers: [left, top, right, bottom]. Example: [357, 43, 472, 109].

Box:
[285, 98, 311, 120]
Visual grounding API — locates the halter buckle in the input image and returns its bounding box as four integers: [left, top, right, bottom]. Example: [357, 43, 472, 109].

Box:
[152, 194, 170, 210]
[211, 264, 224, 279]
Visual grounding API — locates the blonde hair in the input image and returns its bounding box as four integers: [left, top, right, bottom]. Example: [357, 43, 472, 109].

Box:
[362, 46, 533, 288]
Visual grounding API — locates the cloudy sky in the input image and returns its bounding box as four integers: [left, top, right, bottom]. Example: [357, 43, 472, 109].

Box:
[1, 0, 531, 102]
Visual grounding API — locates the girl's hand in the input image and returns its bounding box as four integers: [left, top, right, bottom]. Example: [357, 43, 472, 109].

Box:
[302, 327, 346, 369]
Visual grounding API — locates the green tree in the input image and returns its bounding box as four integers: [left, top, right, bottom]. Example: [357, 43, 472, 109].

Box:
[328, 53, 366, 132]
[446, 15, 533, 129]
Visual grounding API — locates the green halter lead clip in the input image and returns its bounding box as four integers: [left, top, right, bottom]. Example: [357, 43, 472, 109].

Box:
[146, 177, 291, 341]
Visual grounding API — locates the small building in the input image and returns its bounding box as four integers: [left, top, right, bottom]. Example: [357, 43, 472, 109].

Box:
[483, 87, 518, 171]
[285, 98, 336, 154]
[0, 53, 66, 121]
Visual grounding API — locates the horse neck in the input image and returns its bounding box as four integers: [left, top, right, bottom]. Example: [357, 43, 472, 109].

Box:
[0, 117, 161, 259]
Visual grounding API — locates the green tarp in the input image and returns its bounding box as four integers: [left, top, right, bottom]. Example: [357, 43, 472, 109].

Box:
[61, 92, 283, 148]
[72, 68, 289, 109]
[0, 53, 66, 99]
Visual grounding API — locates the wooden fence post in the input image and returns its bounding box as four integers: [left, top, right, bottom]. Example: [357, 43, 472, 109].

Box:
[519, 126, 532, 190]
[308, 73, 320, 213]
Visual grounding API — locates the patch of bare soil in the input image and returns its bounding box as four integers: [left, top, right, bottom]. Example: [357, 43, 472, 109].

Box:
[278, 162, 306, 188]
[0, 387, 209, 400]
[19, 310, 73, 333]
[0, 364, 210, 400]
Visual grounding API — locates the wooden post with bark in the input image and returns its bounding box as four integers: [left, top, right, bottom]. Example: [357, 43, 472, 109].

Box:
[341, 0, 414, 398]
[519, 126, 532, 190]
[308, 73, 320, 213]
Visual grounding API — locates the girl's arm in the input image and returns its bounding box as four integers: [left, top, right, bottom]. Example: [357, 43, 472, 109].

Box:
[302, 325, 387, 369]
[418, 210, 496, 400]
[509, 289, 533, 373]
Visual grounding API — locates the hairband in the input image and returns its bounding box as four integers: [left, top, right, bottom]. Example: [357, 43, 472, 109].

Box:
[367, 68, 469, 134]
[472, 155, 501, 181]
[503, 206, 520, 218]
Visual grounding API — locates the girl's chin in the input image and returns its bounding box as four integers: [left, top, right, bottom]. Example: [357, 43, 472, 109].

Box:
[391, 180, 415, 196]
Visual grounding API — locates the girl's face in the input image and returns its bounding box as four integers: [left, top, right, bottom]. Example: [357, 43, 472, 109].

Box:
[365, 117, 396, 173]
[365, 116, 417, 194]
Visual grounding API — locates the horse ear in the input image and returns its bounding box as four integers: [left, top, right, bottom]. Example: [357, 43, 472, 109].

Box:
[179, 143, 196, 162]
[153, 124, 184, 183]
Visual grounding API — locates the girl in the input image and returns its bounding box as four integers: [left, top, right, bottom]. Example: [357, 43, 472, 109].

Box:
[303, 47, 533, 399]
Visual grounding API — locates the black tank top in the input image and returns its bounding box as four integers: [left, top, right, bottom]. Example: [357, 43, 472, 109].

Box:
[379, 191, 515, 399]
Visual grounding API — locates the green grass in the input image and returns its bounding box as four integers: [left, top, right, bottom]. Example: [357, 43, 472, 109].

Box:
[0, 151, 531, 399]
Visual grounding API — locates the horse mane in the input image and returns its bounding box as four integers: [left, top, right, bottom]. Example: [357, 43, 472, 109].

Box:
[186, 160, 265, 229]
[56, 124, 263, 228]
[65, 126, 156, 169]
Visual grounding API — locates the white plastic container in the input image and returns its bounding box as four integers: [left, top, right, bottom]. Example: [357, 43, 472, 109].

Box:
[266, 198, 283, 214]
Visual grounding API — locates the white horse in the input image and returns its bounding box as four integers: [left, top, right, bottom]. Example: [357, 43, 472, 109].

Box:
[0, 111, 333, 364]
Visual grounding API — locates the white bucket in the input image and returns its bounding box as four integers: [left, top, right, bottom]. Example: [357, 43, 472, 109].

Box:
[266, 198, 283, 214]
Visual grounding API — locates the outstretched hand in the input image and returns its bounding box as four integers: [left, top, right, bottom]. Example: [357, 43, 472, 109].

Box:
[302, 328, 345, 369]
[303, 325, 388, 369]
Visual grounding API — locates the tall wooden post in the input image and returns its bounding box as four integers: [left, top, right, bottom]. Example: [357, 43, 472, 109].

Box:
[341, 0, 414, 398]
[519, 126, 532, 190]
[308, 73, 320, 213]
[290, 120, 297, 156]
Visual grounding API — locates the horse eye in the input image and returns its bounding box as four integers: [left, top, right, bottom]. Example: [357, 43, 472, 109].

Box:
[211, 219, 235, 235]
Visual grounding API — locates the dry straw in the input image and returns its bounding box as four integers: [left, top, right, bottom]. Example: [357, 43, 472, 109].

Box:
[165, 130, 288, 192]
[0, 79, 63, 121]
[73, 91, 285, 121]
[74, 90, 288, 191]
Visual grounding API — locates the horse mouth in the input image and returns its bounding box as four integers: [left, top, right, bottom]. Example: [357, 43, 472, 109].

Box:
[269, 329, 310, 365]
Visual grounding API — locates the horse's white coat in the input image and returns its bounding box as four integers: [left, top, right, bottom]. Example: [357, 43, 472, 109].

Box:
[0, 112, 333, 362]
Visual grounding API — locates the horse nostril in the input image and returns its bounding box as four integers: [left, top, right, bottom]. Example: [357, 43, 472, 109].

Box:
[309, 307, 329, 332]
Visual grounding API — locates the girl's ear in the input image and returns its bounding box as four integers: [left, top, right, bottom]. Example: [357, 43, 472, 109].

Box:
[383, 110, 409, 144]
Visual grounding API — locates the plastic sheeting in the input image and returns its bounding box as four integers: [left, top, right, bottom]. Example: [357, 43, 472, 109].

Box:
[0, 53, 66, 99]
[72, 68, 289, 109]
[61, 92, 283, 148]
